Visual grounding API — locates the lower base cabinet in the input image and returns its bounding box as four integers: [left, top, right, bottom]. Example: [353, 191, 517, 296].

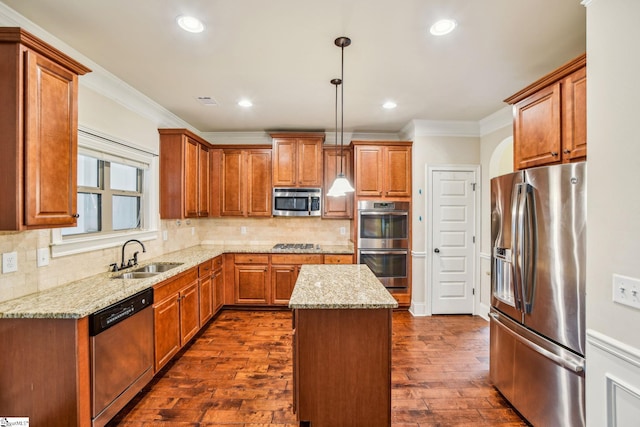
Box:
[271, 254, 323, 305]
[153, 267, 199, 372]
[293, 308, 393, 426]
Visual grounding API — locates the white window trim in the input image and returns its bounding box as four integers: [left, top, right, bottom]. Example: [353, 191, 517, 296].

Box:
[51, 127, 159, 258]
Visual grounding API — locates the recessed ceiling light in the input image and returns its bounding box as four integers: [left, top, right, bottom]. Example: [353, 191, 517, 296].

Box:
[430, 19, 457, 36]
[177, 15, 205, 33]
[382, 101, 397, 109]
[238, 99, 253, 108]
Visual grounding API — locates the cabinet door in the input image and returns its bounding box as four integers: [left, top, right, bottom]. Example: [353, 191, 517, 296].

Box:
[355, 146, 384, 197]
[297, 139, 323, 187]
[272, 139, 297, 186]
[272, 265, 297, 305]
[234, 264, 270, 304]
[324, 254, 353, 264]
[153, 295, 181, 371]
[514, 83, 562, 170]
[184, 137, 199, 218]
[199, 276, 213, 325]
[213, 268, 225, 313]
[247, 149, 272, 216]
[24, 50, 78, 227]
[221, 150, 244, 216]
[562, 67, 587, 161]
[198, 143, 210, 217]
[180, 281, 200, 344]
[384, 146, 411, 198]
[323, 147, 353, 218]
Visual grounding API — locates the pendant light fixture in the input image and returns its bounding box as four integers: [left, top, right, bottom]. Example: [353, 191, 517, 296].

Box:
[328, 36, 355, 197]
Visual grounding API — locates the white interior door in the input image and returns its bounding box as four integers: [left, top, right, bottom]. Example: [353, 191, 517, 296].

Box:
[430, 169, 476, 314]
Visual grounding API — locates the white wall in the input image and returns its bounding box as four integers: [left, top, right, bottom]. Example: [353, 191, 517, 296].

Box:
[585, 0, 640, 425]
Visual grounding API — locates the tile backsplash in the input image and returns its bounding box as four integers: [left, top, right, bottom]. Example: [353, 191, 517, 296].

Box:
[0, 217, 351, 303]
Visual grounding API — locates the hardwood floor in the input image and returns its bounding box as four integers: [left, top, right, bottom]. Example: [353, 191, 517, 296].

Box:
[108, 310, 528, 426]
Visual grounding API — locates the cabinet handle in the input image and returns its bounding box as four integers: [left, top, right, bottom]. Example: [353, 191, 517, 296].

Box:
[563, 149, 571, 154]
[551, 152, 558, 157]
[72, 213, 80, 218]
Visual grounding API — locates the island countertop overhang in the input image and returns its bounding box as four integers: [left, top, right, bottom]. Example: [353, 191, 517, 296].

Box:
[289, 264, 398, 309]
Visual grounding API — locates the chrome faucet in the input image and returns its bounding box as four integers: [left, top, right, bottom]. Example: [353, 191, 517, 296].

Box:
[113, 239, 146, 271]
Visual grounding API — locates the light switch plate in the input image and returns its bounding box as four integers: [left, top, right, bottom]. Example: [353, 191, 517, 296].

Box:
[37, 247, 50, 267]
[2, 252, 18, 273]
[613, 274, 640, 310]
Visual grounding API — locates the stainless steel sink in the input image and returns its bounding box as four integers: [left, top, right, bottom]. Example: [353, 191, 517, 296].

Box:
[113, 271, 159, 279]
[112, 262, 183, 279]
[132, 262, 183, 273]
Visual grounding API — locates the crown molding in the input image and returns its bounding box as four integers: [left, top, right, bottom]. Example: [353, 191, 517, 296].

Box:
[479, 106, 513, 136]
[411, 119, 481, 138]
[0, 2, 196, 132]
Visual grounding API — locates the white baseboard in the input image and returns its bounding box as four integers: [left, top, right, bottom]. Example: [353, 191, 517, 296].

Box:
[476, 302, 490, 321]
[587, 330, 640, 426]
[409, 302, 429, 317]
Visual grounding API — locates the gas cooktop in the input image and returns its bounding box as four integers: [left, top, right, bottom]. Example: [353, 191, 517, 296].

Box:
[272, 243, 319, 251]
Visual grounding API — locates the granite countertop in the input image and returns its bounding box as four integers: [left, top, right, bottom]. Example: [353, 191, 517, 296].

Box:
[0, 243, 354, 319]
[289, 264, 398, 309]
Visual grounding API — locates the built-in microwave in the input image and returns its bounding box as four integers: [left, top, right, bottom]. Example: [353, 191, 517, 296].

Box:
[272, 188, 322, 217]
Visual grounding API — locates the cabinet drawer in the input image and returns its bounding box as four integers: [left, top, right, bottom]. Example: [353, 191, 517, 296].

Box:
[198, 259, 213, 277]
[271, 254, 323, 265]
[235, 254, 269, 264]
[212, 255, 223, 271]
[324, 254, 353, 264]
[154, 268, 198, 302]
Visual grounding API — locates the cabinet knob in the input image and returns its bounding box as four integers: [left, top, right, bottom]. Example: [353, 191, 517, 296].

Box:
[72, 213, 80, 218]
[563, 149, 571, 154]
[551, 152, 558, 157]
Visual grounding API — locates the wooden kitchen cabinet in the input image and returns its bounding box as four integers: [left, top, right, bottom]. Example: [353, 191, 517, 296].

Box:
[0, 28, 91, 230]
[271, 254, 323, 305]
[505, 53, 586, 170]
[198, 259, 214, 325]
[159, 129, 212, 219]
[271, 132, 324, 187]
[352, 141, 412, 199]
[324, 254, 353, 264]
[212, 255, 225, 314]
[233, 254, 271, 304]
[323, 146, 354, 218]
[220, 146, 272, 217]
[153, 267, 200, 371]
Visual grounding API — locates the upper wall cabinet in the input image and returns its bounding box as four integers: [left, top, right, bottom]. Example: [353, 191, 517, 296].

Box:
[159, 129, 212, 219]
[323, 146, 353, 218]
[505, 53, 586, 170]
[352, 141, 412, 200]
[219, 146, 272, 217]
[0, 28, 91, 230]
[270, 132, 324, 188]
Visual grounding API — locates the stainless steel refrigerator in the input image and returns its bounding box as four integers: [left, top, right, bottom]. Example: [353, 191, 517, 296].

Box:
[489, 161, 586, 427]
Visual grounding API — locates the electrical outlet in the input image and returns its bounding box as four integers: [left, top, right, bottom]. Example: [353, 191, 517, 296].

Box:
[191, 227, 195, 236]
[613, 274, 640, 310]
[36, 247, 50, 267]
[340, 227, 346, 235]
[2, 252, 18, 273]
[162, 230, 168, 241]
[240, 226, 247, 235]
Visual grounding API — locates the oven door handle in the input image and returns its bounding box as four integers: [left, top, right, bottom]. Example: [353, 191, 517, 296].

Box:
[358, 211, 408, 216]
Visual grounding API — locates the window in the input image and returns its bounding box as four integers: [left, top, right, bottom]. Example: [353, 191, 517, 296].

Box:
[62, 155, 143, 236]
[51, 128, 158, 257]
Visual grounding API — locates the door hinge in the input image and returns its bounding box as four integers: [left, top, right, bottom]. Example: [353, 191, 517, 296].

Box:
[472, 288, 475, 295]
[471, 182, 477, 191]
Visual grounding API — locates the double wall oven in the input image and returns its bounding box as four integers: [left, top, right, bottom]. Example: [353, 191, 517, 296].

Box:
[357, 201, 409, 290]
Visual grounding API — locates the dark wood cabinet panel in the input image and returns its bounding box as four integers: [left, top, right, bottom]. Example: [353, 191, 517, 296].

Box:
[180, 282, 200, 344]
[159, 129, 212, 219]
[0, 28, 90, 230]
[235, 264, 270, 304]
[220, 148, 272, 217]
[323, 146, 353, 218]
[271, 133, 324, 188]
[153, 294, 181, 371]
[353, 141, 412, 199]
[506, 53, 586, 170]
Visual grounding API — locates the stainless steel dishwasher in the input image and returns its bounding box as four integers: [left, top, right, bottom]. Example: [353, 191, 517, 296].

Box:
[89, 288, 154, 427]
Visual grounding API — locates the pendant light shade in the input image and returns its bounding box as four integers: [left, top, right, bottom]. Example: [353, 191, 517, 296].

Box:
[328, 36, 355, 197]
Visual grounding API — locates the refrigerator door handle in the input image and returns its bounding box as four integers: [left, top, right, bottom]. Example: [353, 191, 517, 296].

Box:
[512, 183, 526, 311]
[521, 183, 536, 313]
[489, 312, 584, 373]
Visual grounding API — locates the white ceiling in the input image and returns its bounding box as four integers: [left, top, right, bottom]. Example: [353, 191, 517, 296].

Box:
[1, 0, 586, 134]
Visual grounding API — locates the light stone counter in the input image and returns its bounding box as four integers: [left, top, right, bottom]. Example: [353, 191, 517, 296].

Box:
[289, 264, 398, 309]
[0, 244, 353, 319]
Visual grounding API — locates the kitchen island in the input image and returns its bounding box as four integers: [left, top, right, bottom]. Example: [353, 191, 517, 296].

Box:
[289, 264, 397, 427]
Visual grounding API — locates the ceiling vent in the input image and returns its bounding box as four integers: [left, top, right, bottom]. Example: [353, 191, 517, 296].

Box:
[196, 96, 218, 106]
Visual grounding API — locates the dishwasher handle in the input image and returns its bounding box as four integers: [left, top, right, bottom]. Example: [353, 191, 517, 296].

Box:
[89, 288, 153, 336]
